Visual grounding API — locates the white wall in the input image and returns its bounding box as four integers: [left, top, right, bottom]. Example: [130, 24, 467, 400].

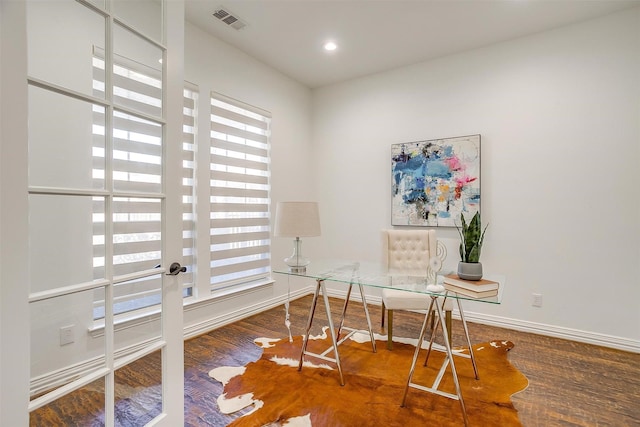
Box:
[312, 8, 640, 349]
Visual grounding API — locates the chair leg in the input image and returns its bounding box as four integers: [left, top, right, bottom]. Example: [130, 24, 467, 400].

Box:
[386, 309, 393, 350]
[381, 302, 386, 328]
[430, 308, 435, 330]
[446, 309, 452, 344]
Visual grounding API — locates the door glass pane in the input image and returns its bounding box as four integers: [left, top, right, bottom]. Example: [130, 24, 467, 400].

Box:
[114, 275, 162, 318]
[112, 198, 162, 277]
[113, 275, 162, 348]
[28, 86, 105, 190]
[113, 0, 163, 44]
[93, 274, 163, 323]
[30, 290, 106, 400]
[27, 0, 105, 98]
[113, 24, 163, 118]
[29, 195, 105, 293]
[115, 353, 162, 425]
[112, 113, 163, 194]
[29, 376, 106, 426]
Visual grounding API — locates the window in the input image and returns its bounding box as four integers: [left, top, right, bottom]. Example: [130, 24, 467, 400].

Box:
[92, 51, 197, 319]
[181, 84, 198, 296]
[210, 93, 271, 289]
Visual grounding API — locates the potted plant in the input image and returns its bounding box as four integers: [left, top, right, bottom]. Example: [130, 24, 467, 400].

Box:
[455, 211, 488, 280]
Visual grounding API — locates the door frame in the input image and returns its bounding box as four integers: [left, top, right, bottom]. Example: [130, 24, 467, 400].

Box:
[0, 1, 30, 426]
[160, 0, 185, 424]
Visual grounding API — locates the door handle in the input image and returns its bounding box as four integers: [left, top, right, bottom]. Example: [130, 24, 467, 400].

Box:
[166, 262, 187, 276]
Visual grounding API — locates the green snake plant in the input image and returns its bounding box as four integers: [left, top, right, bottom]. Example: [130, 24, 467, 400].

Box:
[456, 212, 488, 263]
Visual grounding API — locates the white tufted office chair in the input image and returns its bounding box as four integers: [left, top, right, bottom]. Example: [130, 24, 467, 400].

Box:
[381, 229, 452, 350]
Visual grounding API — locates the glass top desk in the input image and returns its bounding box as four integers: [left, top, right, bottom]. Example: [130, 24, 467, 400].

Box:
[273, 260, 504, 427]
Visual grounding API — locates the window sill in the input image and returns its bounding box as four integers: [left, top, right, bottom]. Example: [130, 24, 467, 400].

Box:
[208, 277, 275, 300]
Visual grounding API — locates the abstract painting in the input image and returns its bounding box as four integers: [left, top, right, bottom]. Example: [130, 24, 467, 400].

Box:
[391, 134, 480, 227]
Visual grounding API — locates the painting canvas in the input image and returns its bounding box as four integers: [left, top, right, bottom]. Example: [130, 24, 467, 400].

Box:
[391, 134, 480, 227]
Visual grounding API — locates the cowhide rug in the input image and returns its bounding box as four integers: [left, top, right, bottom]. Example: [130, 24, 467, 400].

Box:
[210, 329, 528, 426]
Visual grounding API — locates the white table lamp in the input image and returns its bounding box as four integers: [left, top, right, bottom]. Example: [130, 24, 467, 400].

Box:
[274, 201, 321, 272]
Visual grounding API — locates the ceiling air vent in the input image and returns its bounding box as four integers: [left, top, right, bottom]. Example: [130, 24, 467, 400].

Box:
[213, 7, 247, 31]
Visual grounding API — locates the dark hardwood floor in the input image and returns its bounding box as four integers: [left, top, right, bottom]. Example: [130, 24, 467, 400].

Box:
[31, 295, 640, 426]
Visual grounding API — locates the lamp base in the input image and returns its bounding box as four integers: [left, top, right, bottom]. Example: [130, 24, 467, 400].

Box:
[284, 237, 310, 273]
[286, 265, 307, 274]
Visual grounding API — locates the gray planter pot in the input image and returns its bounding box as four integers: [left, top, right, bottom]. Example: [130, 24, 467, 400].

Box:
[458, 262, 483, 281]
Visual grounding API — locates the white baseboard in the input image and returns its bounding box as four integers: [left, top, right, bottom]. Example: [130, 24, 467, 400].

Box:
[460, 311, 640, 354]
[30, 338, 159, 397]
[322, 287, 640, 354]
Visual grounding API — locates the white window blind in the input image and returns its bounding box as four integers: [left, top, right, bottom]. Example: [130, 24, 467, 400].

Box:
[210, 93, 271, 289]
[92, 52, 196, 319]
[182, 84, 198, 295]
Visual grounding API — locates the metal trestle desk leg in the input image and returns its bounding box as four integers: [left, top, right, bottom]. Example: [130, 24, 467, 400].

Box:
[298, 278, 378, 386]
[401, 295, 471, 427]
[423, 294, 478, 380]
[336, 283, 377, 354]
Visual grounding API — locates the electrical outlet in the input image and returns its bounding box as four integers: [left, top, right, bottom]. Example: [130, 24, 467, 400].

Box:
[60, 325, 74, 346]
[532, 293, 543, 308]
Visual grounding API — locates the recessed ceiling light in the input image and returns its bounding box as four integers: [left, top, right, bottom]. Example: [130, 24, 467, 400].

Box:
[323, 41, 337, 52]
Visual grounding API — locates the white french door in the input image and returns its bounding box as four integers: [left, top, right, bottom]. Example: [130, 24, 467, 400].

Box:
[22, 0, 184, 425]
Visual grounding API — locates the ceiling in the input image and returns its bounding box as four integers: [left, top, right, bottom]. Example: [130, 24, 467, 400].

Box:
[185, 0, 639, 88]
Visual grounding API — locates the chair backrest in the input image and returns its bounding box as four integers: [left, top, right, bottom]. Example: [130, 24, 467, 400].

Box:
[382, 229, 437, 276]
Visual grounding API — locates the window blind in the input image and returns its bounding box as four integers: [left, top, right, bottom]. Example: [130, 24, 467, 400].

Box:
[210, 93, 271, 289]
[181, 84, 198, 296]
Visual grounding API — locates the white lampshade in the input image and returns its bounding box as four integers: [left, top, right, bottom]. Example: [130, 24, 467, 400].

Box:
[274, 202, 321, 238]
